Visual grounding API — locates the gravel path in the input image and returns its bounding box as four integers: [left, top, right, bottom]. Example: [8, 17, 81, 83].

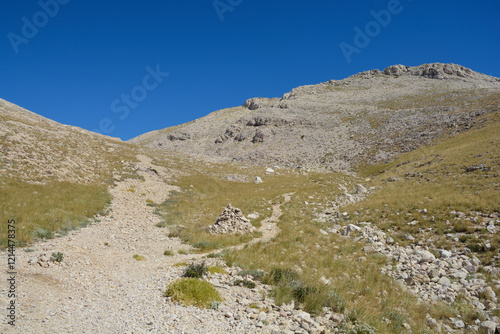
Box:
[0, 156, 297, 334]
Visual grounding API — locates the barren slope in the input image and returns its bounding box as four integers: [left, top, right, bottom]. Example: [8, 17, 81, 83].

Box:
[129, 63, 500, 171]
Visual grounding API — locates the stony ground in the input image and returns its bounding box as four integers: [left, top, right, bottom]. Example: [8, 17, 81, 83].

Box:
[0, 156, 337, 334]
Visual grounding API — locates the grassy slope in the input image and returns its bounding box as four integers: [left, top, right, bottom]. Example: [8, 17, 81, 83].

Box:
[345, 111, 500, 263]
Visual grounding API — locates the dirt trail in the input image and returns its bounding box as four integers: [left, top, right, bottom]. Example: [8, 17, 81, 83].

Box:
[230, 193, 293, 251]
[0, 156, 293, 334]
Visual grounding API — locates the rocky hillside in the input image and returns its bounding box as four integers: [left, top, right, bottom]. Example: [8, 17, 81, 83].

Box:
[0, 98, 138, 184]
[129, 63, 500, 171]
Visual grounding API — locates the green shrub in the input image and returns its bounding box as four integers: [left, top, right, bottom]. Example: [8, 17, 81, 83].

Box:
[238, 269, 265, 280]
[35, 228, 53, 240]
[133, 254, 146, 261]
[183, 262, 207, 278]
[165, 278, 222, 308]
[326, 291, 346, 313]
[51, 252, 64, 262]
[164, 250, 175, 256]
[266, 268, 299, 284]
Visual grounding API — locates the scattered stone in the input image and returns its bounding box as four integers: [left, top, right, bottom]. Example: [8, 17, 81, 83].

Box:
[254, 176, 263, 184]
[479, 320, 497, 333]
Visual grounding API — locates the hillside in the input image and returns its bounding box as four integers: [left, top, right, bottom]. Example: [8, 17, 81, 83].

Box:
[129, 63, 500, 172]
[1, 63, 500, 333]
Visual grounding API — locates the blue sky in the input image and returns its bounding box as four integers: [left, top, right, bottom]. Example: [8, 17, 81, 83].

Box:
[1, 0, 499, 140]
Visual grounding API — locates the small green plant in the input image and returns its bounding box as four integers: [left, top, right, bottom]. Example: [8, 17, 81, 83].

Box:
[51, 252, 64, 262]
[265, 268, 299, 284]
[178, 249, 190, 255]
[133, 254, 146, 261]
[238, 269, 265, 280]
[338, 321, 377, 334]
[165, 278, 222, 308]
[234, 279, 256, 289]
[164, 250, 175, 256]
[206, 252, 224, 258]
[35, 228, 53, 240]
[183, 262, 208, 278]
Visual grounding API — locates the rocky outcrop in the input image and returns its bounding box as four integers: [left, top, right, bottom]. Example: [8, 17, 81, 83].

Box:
[382, 63, 500, 81]
[167, 132, 191, 141]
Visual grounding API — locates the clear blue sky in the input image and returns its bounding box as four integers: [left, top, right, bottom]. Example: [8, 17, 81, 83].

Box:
[1, 0, 499, 140]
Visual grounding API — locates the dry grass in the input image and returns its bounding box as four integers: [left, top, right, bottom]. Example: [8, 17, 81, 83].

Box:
[0, 178, 111, 247]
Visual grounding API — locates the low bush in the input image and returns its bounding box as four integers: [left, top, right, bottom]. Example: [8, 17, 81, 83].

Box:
[165, 278, 222, 308]
[183, 262, 207, 278]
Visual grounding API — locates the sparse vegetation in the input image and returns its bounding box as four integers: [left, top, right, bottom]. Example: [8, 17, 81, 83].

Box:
[133, 254, 146, 261]
[163, 250, 175, 256]
[207, 265, 227, 274]
[51, 252, 64, 262]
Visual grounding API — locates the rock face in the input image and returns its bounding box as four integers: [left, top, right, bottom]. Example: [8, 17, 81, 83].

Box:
[209, 204, 256, 235]
[129, 63, 500, 172]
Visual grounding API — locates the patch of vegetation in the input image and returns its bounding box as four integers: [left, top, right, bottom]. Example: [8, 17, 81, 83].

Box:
[165, 278, 222, 308]
[51, 252, 64, 262]
[183, 262, 207, 278]
[173, 261, 188, 267]
[207, 266, 227, 274]
[163, 250, 175, 256]
[238, 269, 265, 280]
[0, 179, 111, 247]
[133, 254, 146, 261]
[206, 252, 224, 259]
[193, 241, 222, 252]
[234, 279, 256, 289]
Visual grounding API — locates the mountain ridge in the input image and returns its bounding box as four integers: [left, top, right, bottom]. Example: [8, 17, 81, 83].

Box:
[129, 63, 500, 171]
